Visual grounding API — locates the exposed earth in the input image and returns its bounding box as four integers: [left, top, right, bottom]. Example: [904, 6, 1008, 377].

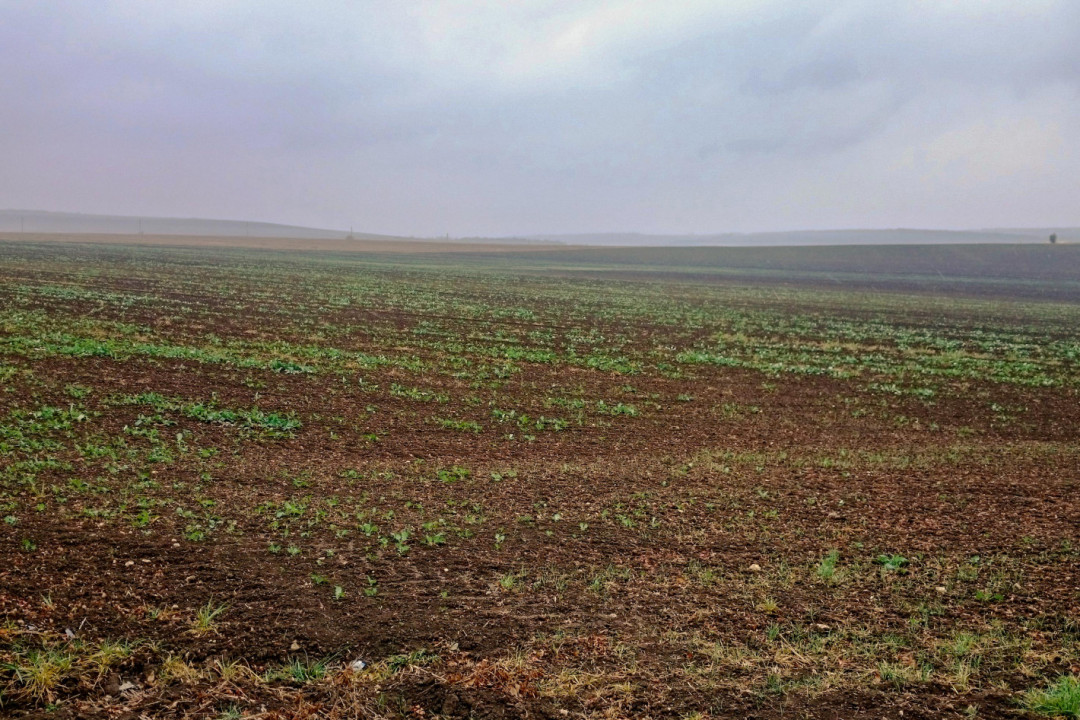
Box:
[1, 237, 1077, 718]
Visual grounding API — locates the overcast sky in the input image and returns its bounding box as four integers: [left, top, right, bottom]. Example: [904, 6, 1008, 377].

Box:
[2, 1, 1078, 236]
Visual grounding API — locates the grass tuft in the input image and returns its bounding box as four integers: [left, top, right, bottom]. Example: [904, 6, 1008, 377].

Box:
[1025, 676, 1080, 717]
[190, 600, 228, 635]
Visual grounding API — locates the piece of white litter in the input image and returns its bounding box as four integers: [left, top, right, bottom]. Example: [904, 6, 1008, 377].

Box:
[118, 681, 136, 692]
[349, 659, 367, 671]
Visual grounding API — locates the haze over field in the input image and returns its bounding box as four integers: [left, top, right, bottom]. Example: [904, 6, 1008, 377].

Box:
[2, 1, 1078, 239]
[0, 210, 1075, 248]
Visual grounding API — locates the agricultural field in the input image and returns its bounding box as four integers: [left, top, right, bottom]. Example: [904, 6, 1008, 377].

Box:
[1, 238, 1078, 719]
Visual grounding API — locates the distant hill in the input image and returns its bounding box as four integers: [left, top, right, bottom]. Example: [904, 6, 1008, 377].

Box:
[0, 209, 375, 240]
[979, 228, 1080, 242]
[0, 210, 545, 245]
[1, 210, 1073, 247]
[524, 228, 1073, 246]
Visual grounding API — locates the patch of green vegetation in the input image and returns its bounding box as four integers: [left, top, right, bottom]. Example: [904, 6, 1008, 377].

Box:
[116, 393, 301, 435]
[434, 417, 482, 433]
[1025, 676, 1080, 717]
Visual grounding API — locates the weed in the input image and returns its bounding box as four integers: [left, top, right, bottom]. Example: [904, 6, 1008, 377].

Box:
[6, 648, 75, 701]
[265, 655, 335, 684]
[875, 554, 909, 573]
[217, 704, 245, 720]
[817, 549, 840, 581]
[387, 648, 439, 673]
[191, 600, 228, 635]
[435, 417, 482, 433]
[1024, 676, 1080, 717]
[437, 466, 471, 483]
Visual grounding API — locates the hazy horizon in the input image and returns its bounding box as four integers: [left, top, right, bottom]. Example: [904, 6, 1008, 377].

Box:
[3, 2, 1079, 236]
[2, 208, 1074, 247]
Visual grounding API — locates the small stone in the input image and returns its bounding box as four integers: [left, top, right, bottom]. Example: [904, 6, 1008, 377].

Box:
[935, 586, 947, 594]
[749, 563, 762, 573]
[125, 560, 135, 567]
[118, 681, 136, 692]
[289, 640, 301, 651]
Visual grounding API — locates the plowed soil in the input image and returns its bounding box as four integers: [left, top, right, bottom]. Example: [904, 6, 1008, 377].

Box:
[0, 238, 1078, 719]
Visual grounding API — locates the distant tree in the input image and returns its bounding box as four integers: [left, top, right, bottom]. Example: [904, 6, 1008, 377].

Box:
[1049, 233, 1058, 244]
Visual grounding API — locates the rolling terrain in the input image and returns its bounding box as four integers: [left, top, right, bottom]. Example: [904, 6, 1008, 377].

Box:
[0, 235, 1077, 719]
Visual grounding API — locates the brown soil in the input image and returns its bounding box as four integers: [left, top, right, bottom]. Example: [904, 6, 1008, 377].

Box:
[0, 240, 1077, 719]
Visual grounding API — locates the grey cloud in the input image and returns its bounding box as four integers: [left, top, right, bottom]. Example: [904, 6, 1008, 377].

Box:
[1, 1, 1078, 235]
